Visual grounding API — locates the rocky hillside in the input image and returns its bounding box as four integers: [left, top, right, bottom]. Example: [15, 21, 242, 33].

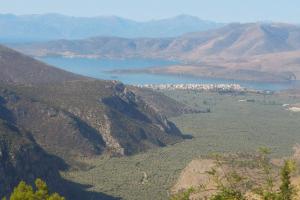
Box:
[0, 118, 65, 197]
[130, 87, 204, 117]
[0, 45, 184, 158]
[14, 23, 300, 82]
[0, 86, 106, 162]
[1, 81, 183, 157]
[0, 116, 119, 200]
[0, 45, 185, 198]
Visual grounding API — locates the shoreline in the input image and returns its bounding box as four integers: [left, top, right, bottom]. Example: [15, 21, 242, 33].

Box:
[136, 83, 269, 94]
[110, 68, 299, 84]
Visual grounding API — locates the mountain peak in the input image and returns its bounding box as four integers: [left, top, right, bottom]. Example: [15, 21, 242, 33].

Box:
[173, 14, 200, 20]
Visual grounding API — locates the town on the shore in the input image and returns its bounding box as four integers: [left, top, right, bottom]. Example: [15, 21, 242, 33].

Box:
[137, 83, 247, 92]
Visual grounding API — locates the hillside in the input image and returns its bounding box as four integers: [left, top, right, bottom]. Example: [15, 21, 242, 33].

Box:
[0, 45, 185, 198]
[0, 118, 65, 197]
[129, 87, 204, 117]
[13, 23, 300, 59]
[14, 23, 300, 82]
[0, 45, 83, 84]
[0, 118, 120, 200]
[179, 23, 300, 57]
[0, 13, 223, 42]
[0, 44, 185, 157]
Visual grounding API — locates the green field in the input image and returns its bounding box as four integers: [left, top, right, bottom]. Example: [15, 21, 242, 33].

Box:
[62, 91, 300, 200]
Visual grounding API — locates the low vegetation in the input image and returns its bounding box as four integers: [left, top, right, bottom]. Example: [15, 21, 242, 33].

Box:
[171, 148, 298, 200]
[60, 91, 300, 200]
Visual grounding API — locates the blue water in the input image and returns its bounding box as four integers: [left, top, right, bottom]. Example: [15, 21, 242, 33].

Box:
[40, 57, 299, 91]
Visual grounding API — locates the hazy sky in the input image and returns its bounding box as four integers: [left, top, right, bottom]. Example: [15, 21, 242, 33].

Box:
[0, 0, 299, 23]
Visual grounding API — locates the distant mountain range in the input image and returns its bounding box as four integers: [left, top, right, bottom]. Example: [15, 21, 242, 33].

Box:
[13, 23, 300, 82]
[0, 13, 223, 42]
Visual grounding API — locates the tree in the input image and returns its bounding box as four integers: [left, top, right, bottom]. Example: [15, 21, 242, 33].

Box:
[279, 160, 296, 200]
[9, 181, 34, 200]
[3, 179, 65, 200]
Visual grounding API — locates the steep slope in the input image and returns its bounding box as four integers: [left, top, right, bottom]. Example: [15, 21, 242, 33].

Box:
[0, 87, 106, 162]
[0, 118, 66, 197]
[0, 45, 185, 198]
[0, 13, 223, 42]
[130, 87, 204, 117]
[0, 45, 184, 158]
[2, 81, 183, 156]
[0, 117, 118, 200]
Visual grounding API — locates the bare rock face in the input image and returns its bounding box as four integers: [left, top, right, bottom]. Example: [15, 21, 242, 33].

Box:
[114, 82, 181, 132]
[101, 81, 183, 155]
[114, 82, 138, 103]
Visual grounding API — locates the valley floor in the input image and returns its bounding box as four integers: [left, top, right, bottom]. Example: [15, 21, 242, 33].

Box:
[62, 91, 300, 200]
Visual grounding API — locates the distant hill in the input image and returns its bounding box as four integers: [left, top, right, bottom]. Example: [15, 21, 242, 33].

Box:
[0, 45, 186, 197]
[178, 23, 300, 57]
[16, 23, 300, 59]
[15, 23, 300, 82]
[0, 13, 223, 42]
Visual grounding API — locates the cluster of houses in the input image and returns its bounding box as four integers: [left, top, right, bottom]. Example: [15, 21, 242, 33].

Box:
[137, 83, 246, 92]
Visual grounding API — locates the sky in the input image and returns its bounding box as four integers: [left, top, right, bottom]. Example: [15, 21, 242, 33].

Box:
[0, 0, 299, 23]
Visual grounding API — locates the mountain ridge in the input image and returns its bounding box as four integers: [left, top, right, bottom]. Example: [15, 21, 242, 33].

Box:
[15, 22, 300, 58]
[0, 13, 223, 42]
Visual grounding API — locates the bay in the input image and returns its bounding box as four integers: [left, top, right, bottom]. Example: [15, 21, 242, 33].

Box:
[40, 56, 299, 91]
